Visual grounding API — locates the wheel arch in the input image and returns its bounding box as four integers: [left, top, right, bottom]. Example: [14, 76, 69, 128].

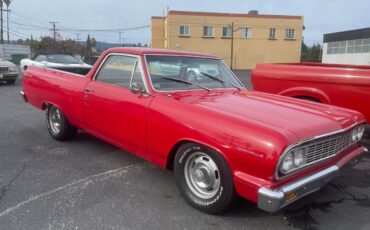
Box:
[41, 101, 63, 112]
[166, 138, 230, 171]
[278, 87, 331, 104]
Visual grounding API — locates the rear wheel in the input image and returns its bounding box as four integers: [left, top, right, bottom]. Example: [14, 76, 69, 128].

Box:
[46, 105, 77, 141]
[174, 143, 235, 214]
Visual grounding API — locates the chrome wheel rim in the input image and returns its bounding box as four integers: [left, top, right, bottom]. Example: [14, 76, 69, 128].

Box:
[49, 107, 62, 134]
[184, 152, 221, 199]
[187, 72, 197, 81]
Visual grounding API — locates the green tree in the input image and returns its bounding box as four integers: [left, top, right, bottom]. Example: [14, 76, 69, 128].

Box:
[85, 34, 92, 62]
[91, 37, 97, 48]
[301, 43, 322, 62]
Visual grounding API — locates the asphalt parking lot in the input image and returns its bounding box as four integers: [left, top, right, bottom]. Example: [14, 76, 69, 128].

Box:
[0, 76, 369, 230]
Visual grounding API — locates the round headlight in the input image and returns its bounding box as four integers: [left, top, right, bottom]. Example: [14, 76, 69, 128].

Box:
[280, 152, 294, 174]
[357, 125, 365, 140]
[293, 148, 306, 167]
[351, 128, 358, 142]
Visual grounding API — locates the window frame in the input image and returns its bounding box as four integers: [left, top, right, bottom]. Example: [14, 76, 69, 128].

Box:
[203, 26, 214, 37]
[269, 28, 276, 39]
[285, 28, 295, 39]
[241, 27, 252, 39]
[179, 24, 190, 37]
[222, 26, 232, 38]
[143, 54, 244, 93]
[93, 53, 149, 93]
[327, 39, 370, 55]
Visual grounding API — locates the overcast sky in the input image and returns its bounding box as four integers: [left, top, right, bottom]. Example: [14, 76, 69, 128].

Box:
[7, 0, 370, 45]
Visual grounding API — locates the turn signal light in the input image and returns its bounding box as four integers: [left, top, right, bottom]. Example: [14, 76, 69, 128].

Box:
[285, 192, 298, 202]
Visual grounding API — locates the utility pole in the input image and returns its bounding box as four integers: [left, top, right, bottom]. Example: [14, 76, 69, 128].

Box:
[75, 33, 81, 43]
[49, 21, 59, 40]
[0, 8, 10, 44]
[6, 8, 9, 44]
[230, 22, 234, 69]
[0, 2, 3, 44]
[118, 32, 123, 46]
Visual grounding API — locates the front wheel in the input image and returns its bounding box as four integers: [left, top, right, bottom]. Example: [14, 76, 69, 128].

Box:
[6, 79, 16, 84]
[46, 105, 77, 141]
[174, 143, 235, 214]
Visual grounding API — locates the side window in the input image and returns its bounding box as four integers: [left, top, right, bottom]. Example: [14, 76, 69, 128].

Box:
[35, 55, 47, 62]
[96, 55, 137, 88]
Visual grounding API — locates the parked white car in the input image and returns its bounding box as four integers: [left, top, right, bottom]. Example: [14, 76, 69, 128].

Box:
[0, 60, 19, 84]
[20, 54, 92, 74]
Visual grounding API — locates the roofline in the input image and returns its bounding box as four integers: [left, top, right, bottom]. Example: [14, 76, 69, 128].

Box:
[151, 16, 165, 20]
[323, 27, 370, 43]
[166, 10, 303, 20]
[104, 47, 219, 59]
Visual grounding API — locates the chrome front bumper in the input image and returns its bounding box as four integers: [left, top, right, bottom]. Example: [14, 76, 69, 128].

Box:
[258, 146, 367, 213]
[19, 90, 27, 102]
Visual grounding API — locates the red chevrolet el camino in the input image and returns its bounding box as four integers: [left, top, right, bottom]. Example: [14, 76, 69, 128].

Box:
[21, 48, 368, 214]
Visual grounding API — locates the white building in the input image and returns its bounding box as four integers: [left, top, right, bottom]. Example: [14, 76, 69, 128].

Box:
[322, 28, 370, 65]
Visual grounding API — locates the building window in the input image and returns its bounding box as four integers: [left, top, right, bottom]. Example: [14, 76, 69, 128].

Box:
[355, 39, 363, 53]
[269, 28, 276, 39]
[327, 38, 370, 55]
[241, 28, 251, 38]
[222, 27, 232, 37]
[285, 29, 295, 39]
[363, 38, 370, 53]
[346, 40, 355, 53]
[327, 41, 346, 54]
[203, 26, 214, 37]
[179, 25, 190, 36]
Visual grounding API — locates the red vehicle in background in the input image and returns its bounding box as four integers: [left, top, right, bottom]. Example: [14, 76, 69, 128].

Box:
[251, 62, 370, 123]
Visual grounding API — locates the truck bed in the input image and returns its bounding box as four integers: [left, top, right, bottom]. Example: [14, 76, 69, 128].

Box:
[22, 66, 89, 127]
[279, 62, 370, 70]
[251, 62, 370, 122]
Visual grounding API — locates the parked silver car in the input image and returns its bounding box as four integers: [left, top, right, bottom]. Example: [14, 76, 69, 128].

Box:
[0, 60, 19, 84]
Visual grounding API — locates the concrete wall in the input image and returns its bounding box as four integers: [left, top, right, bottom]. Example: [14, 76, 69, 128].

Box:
[322, 43, 370, 65]
[151, 11, 303, 69]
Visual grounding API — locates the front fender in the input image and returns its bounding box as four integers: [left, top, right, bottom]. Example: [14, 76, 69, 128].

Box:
[279, 87, 331, 104]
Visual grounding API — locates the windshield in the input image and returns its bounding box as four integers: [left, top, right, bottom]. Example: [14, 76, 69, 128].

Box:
[46, 55, 81, 64]
[146, 55, 243, 91]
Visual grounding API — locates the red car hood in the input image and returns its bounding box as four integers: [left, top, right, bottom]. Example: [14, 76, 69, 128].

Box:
[172, 90, 364, 142]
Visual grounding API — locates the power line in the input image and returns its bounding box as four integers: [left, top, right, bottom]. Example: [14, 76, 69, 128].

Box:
[7, 28, 29, 37]
[11, 21, 49, 30]
[11, 10, 48, 27]
[58, 25, 150, 32]
[8, 20, 150, 32]
[5, 29, 29, 39]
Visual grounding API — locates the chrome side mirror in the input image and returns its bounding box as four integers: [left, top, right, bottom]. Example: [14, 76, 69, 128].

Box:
[130, 82, 145, 95]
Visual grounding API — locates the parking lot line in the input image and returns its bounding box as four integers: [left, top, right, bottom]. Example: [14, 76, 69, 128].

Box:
[0, 162, 147, 218]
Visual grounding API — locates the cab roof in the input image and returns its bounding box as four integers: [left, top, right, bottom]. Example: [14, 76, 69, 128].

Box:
[104, 47, 220, 59]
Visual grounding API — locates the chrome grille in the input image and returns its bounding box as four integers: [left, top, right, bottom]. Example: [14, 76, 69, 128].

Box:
[0, 67, 8, 73]
[305, 130, 352, 164]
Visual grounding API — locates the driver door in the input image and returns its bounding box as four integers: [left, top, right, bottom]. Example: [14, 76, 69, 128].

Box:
[82, 54, 152, 157]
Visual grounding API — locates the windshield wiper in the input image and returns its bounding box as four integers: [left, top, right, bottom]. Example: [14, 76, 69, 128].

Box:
[199, 71, 242, 90]
[157, 76, 210, 91]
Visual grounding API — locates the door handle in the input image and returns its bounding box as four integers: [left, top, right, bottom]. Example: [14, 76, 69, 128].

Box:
[84, 88, 94, 93]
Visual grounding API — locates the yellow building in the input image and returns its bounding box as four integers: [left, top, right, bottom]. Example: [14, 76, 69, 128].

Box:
[151, 10, 304, 69]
